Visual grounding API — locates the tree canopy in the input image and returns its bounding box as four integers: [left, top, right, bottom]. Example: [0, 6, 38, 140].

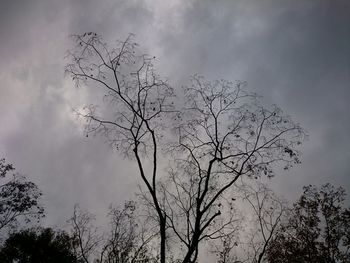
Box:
[0, 158, 44, 234]
[267, 184, 350, 263]
[0, 227, 79, 263]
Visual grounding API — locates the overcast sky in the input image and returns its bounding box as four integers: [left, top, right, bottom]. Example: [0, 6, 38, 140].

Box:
[0, 0, 349, 229]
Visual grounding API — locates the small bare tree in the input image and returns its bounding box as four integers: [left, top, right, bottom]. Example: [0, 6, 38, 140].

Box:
[66, 33, 306, 263]
[69, 202, 156, 263]
[209, 182, 287, 263]
[100, 201, 156, 263]
[69, 205, 101, 263]
[241, 182, 287, 263]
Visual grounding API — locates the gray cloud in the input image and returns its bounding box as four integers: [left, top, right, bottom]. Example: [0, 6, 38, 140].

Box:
[154, 0, 350, 199]
[0, 0, 349, 232]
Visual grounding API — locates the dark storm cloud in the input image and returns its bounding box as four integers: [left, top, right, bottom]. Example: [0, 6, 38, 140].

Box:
[0, 0, 349, 231]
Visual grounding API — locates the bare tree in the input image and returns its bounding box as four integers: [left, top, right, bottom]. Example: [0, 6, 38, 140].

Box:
[66, 33, 174, 263]
[241, 182, 287, 263]
[100, 201, 156, 263]
[69, 205, 101, 263]
[66, 33, 306, 263]
[206, 181, 287, 263]
[158, 75, 305, 262]
[69, 202, 156, 263]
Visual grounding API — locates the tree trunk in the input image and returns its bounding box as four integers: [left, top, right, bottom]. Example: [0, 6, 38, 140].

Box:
[160, 217, 166, 263]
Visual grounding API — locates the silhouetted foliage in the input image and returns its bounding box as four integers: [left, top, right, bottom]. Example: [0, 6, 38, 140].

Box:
[0, 227, 79, 263]
[0, 158, 44, 233]
[267, 184, 350, 263]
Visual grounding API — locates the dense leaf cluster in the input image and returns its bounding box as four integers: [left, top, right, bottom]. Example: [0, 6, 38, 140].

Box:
[267, 184, 350, 263]
[0, 159, 44, 232]
[0, 228, 79, 263]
